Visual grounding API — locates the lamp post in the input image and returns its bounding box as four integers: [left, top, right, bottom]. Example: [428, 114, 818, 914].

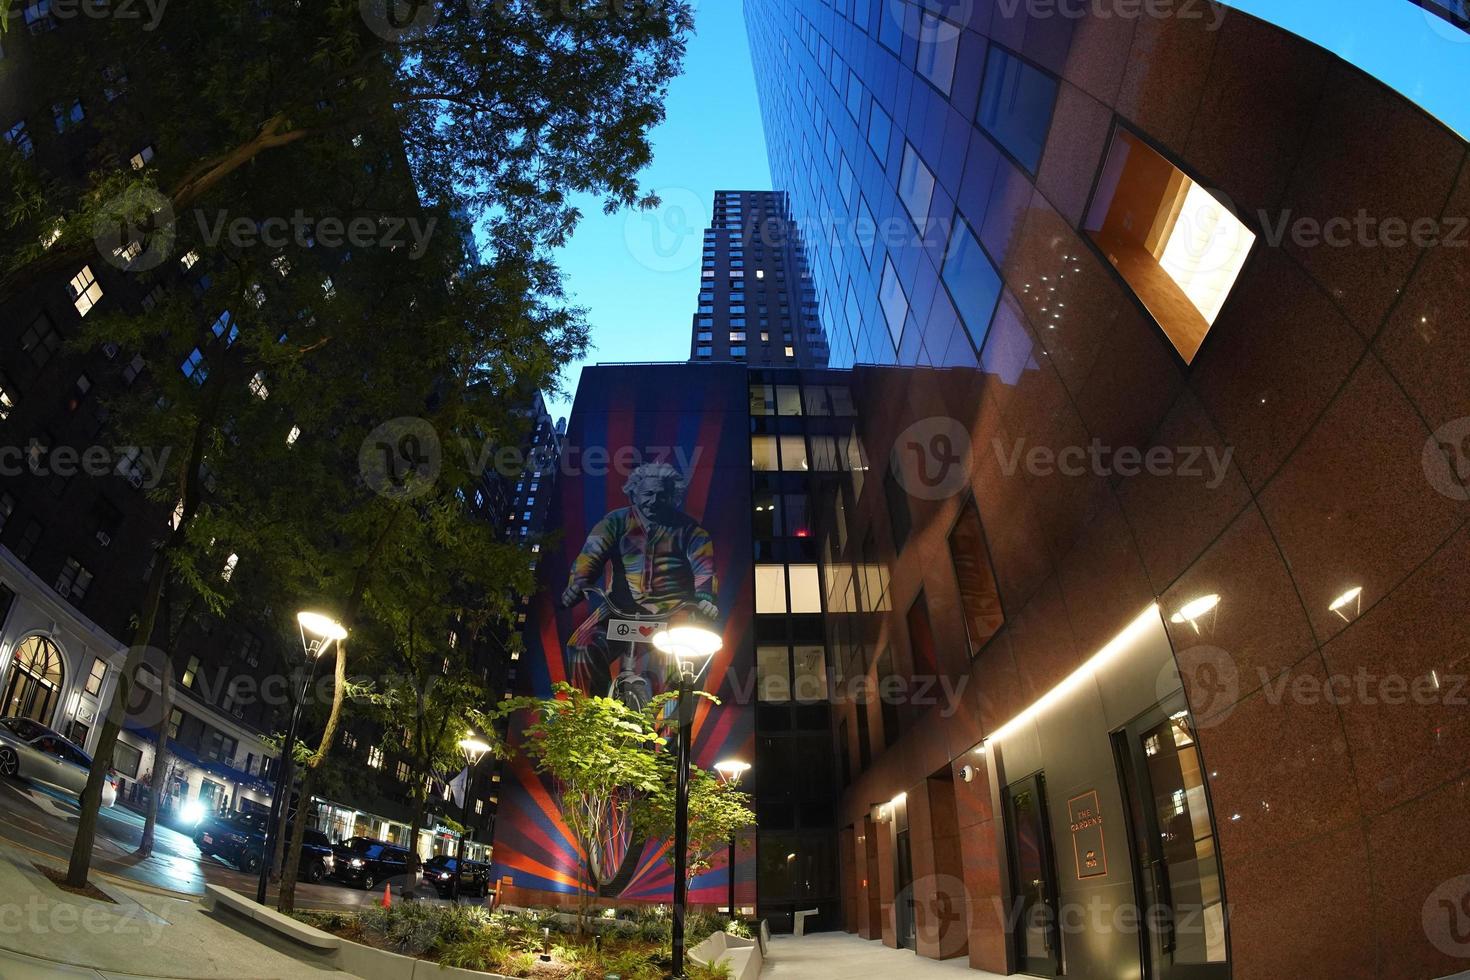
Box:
[652, 619, 723, 978]
[256, 611, 347, 905]
[714, 759, 750, 920]
[454, 736, 491, 902]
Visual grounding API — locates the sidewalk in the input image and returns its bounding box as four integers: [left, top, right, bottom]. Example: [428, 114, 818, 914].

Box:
[764, 932, 1006, 979]
[0, 843, 356, 979]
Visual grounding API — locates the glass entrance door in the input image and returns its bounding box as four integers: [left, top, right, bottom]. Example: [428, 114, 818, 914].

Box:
[1004, 772, 1061, 977]
[1113, 697, 1229, 980]
[895, 829, 916, 950]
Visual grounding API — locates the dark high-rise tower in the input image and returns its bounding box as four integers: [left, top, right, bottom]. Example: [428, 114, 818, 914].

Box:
[688, 190, 828, 367]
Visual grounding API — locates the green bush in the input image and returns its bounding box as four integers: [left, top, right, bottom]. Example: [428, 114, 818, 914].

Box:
[435, 934, 508, 972]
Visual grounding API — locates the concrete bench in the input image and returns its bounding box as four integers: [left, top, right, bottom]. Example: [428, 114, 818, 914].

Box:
[204, 884, 340, 951]
[690, 930, 763, 980]
[794, 907, 819, 937]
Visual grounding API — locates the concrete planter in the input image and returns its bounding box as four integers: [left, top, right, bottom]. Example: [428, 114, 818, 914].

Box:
[205, 885, 513, 980]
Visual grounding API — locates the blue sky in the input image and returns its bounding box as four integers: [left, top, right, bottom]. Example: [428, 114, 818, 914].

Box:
[544, 2, 771, 422]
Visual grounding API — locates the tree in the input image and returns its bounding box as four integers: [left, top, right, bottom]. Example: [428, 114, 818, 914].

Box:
[0, 0, 694, 299]
[5, 0, 687, 892]
[497, 683, 672, 929]
[634, 760, 755, 894]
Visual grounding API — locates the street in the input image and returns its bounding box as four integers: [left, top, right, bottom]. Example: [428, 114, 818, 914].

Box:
[0, 774, 404, 909]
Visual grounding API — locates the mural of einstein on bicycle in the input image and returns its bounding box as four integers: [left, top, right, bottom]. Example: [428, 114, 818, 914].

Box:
[559, 461, 719, 712]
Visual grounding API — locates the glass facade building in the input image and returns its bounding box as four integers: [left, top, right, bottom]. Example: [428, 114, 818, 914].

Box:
[745, 2, 1470, 979]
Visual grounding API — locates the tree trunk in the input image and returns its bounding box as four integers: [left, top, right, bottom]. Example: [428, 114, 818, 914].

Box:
[65, 376, 218, 886]
[65, 550, 171, 887]
[134, 660, 173, 859]
[276, 766, 316, 913]
[405, 787, 427, 892]
[277, 641, 348, 912]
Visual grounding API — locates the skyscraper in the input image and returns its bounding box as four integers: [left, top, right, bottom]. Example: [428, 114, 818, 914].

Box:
[689, 190, 828, 367]
[746, 2, 1470, 978]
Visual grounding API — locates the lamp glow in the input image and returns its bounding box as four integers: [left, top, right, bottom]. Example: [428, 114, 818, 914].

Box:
[458, 737, 492, 764]
[1328, 586, 1363, 612]
[181, 800, 206, 826]
[1169, 593, 1220, 628]
[714, 759, 751, 785]
[297, 611, 348, 642]
[653, 624, 723, 660]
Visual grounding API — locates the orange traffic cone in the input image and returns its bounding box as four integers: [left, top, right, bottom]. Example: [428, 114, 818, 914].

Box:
[381, 883, 392, 908]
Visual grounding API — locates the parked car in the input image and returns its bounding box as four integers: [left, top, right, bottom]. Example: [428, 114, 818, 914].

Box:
[330, 836, 409, 890]
[194, 812, 336, 882]
[423, 855, 490, 898]
[0, 717, 117, 807]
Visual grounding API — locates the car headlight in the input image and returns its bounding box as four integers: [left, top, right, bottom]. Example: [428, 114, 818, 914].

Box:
[350, 858, 364, 868]
[438, 872, 451, 880]
[324, 856, 335, 870]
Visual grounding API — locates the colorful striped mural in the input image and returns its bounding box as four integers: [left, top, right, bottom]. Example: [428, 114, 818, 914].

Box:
[490, 364, 755, 906]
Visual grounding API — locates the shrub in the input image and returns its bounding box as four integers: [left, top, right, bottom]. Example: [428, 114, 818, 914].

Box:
[436, 934, 509, 972]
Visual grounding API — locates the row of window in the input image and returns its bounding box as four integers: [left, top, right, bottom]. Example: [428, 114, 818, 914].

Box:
[751, 431, 865, 474]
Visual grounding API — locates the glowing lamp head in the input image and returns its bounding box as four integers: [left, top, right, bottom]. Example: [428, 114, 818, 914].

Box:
[458, 737, 492, 765]
[714, 759, 751, 785]
[297, 611, 348, 659]
[653, 622, 723, 680]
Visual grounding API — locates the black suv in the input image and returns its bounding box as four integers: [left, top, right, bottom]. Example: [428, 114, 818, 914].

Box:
[423, 855, 490, 898]
[331, 836, 409, 890]
[195, 813, 336, 882]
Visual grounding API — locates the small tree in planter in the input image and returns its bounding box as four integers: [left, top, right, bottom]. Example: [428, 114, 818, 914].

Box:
[634, 760, 756, 896]
[497, 683, 669, 930]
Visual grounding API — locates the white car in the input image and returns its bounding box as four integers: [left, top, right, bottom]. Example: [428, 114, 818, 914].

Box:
[0, 717, 118, 808]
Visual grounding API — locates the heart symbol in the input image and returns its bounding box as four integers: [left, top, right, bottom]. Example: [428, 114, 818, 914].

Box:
[638, 626, 654, 636]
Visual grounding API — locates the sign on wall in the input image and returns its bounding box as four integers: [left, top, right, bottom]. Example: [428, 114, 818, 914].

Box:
[1068, 790, 1108, 879]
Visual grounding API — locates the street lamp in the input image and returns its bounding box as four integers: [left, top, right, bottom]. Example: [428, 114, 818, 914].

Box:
[652, 617, 722, 978]
[453, 736, 492, 902]
[256, 611, 347, 905]
[714, 759, 750, 919]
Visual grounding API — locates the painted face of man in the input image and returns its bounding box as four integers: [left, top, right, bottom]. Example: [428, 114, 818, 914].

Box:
[631, 478, 679, 525]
